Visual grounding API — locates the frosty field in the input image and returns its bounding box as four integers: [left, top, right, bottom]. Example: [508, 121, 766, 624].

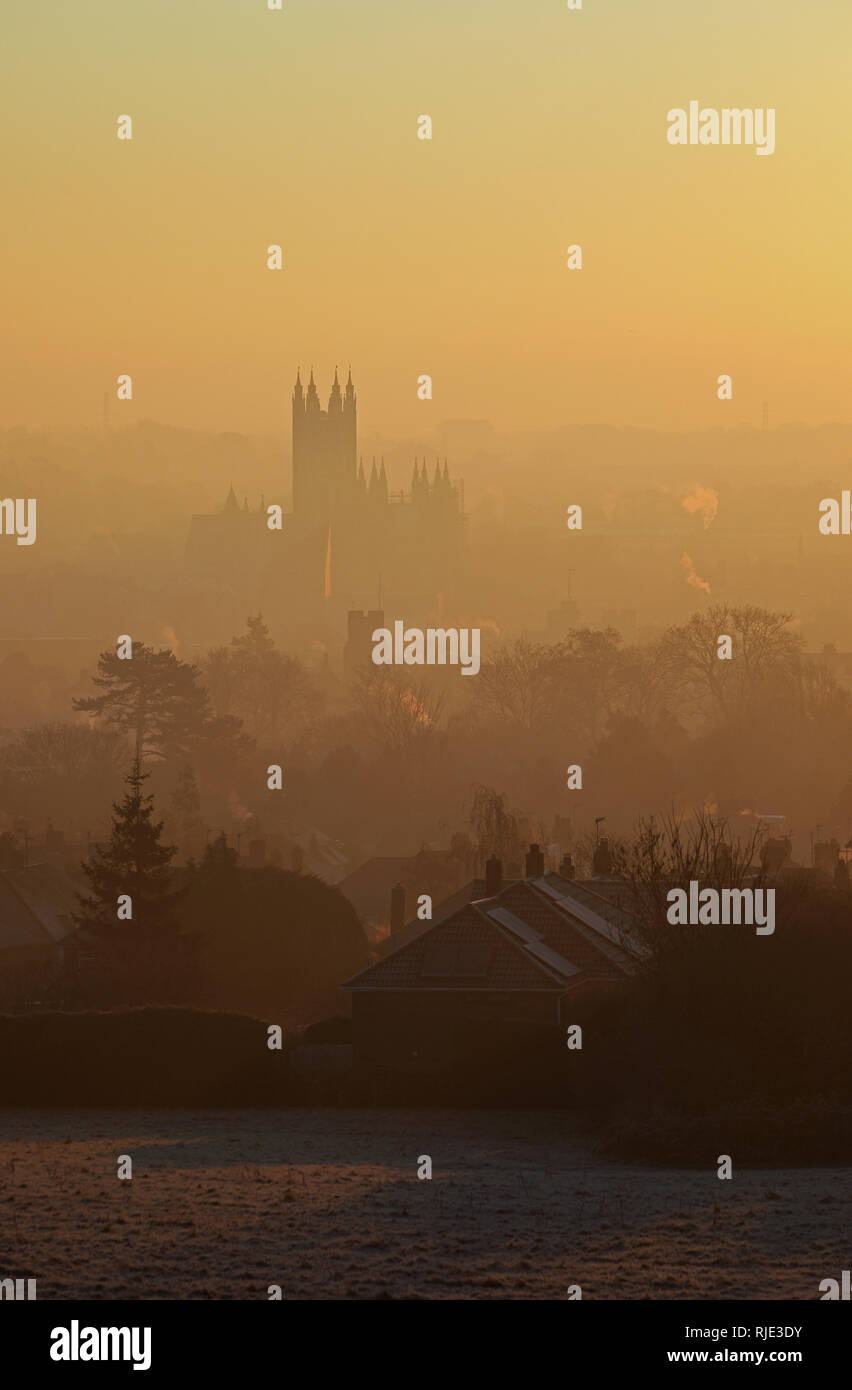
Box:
[0, 1108, 846, 1300]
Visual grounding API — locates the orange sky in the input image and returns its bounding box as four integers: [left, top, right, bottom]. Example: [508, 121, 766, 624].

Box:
[2, 0, 850, 435]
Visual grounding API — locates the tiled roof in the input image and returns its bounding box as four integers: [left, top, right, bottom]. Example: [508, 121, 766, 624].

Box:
[546, 874, 638, 933]
[344, 903, 559, 990]
[486, 880, 635, 979]
[343, 876, 637, 992]
[384, 877, 520, 953]
[534, 875, 649, 964]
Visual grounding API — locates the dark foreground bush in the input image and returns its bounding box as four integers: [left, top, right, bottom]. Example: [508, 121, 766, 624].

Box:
[565, 887, 852, 1160]
[0, 1008, 302, 1106]
[302, 1015, 352, 1044]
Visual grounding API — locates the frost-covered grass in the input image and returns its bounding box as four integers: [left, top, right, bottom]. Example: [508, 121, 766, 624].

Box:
[0, 1108, 846, 1300]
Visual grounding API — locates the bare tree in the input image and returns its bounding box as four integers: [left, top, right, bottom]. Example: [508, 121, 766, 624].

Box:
[350, 667, 447, 757]
[468, 784, 525, 869]
[475, 640, 558, 730]
[658, 605, 803, 726]
[549, 628, 632, 745]
[617, 807, 767, 960]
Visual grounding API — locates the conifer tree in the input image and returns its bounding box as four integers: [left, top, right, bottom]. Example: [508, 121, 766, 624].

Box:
[72, 642, 213, 762]
[75, 757, 178, 936]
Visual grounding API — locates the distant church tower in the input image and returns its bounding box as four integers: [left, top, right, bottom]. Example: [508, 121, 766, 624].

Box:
[292, 368, 357, 527]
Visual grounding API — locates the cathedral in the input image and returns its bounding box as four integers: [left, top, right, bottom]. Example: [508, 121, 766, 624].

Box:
[187, 369, 465, 608]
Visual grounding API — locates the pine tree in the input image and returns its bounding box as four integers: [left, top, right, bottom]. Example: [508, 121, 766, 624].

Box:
[75, 757, 178, 936]
[72, 641, 213, 762]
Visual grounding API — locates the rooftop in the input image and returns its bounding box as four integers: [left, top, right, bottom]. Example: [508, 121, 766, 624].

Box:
[343, 873, 643, 993]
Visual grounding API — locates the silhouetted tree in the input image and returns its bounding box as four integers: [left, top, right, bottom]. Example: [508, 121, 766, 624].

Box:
[73, 642, 214, 761]
[350, 667, 447, 757]
[74, 757, 179, 935]
[0, 722, 127, 828]
[618, 806, 766, 957]
[468, 785, 524, 869]
[72, 759, 197, 1005]
[475, 640, 557, 730]
[203, 615, 317, 745]
[658, 606, 803, 725]
[549, 628, 631, 744]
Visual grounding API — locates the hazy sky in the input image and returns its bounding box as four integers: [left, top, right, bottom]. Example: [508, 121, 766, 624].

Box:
[3, 0, 850, 435]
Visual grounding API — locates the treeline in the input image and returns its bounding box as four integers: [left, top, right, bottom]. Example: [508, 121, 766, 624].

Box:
[1, 604, 851, 873]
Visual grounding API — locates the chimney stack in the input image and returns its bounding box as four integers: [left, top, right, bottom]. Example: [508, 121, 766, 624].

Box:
[592, 837, 612, 877]
[390, 882, 406, 934]
[485, 854, 502, 897]
[525, 843, 545, 878]
[559, 851, 575, 879]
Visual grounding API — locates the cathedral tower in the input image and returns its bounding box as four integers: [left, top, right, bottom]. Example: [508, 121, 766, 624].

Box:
[292, 368, 357, 526]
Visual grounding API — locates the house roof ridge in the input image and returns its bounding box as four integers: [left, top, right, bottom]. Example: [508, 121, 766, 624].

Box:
[342, 898, 571, 990]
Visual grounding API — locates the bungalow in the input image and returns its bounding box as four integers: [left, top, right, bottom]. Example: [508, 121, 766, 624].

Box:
[342, 858, 646, 1085]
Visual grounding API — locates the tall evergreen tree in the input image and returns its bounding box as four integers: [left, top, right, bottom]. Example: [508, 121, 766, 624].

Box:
[75, 757, 178, 936]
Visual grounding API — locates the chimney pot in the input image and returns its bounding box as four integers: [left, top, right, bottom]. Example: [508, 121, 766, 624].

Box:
[592, 837, 612, 877]
[525, 842, 545, 878]
[559, 852, 575, 879]
[485, 854, 503, 897]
